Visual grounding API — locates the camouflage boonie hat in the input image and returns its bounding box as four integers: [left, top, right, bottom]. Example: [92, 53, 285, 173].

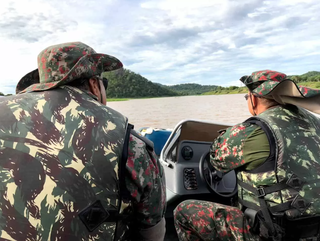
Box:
[16, 69, 39, 94]
[20, 41, 123, 93]
[240, 70, 320, 98]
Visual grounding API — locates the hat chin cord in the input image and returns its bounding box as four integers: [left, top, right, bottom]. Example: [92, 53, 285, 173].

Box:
[98, 79, 104, 105]
[99, 88, 104, 105]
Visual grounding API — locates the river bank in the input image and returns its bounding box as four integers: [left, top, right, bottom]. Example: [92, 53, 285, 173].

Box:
[108, 98, 129, 102]
[107, 81, 320, 101]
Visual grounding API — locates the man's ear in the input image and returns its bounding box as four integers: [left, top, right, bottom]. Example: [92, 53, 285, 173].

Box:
[88, 77, 100, 98]
[251, 94, 257, 108]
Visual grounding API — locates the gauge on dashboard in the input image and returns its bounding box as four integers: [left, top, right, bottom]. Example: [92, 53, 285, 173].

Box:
[181, 146, 193, 160]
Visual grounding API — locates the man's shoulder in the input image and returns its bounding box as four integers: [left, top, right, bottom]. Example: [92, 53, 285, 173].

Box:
[211, 121, 268, 171]
[221, 122, 261, 140]
[59, 86, 128, 121]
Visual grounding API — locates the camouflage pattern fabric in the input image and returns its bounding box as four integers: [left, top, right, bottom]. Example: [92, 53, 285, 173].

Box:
[209, 122, 259, 172]
[126, 133, 166, 227]
[240, 70, 320, 97]
[211, 105, 320, 215]
[16, 69, 39, 94]
[21, 42, 123, 93]
[173, 124, 262, 241]
[0, 86, 166, 240]
[174, 105, 320, 240]
[174, 200, 259, 241]
[237, 105, 320, 216]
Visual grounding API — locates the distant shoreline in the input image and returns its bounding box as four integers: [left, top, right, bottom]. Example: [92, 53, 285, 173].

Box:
[202, 81, 320, 95]
[108, 98, 129, 102]
[107, 81, 320, 101]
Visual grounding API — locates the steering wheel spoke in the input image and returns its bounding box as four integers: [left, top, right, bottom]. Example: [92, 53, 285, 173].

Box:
[199, 151, 238, 198]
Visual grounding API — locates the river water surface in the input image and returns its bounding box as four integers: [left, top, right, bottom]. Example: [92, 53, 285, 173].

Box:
[108, 94, 251, 130]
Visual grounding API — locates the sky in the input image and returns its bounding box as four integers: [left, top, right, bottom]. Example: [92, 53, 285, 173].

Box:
[0, 0, 320, 94]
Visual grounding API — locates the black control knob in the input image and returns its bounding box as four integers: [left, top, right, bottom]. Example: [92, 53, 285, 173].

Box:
[181, 146, 193, 160]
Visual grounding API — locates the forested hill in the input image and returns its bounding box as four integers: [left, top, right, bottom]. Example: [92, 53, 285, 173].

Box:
[164, 83, 218, 95]
[103, 69, 178, 98]
[289, 71, 320, 82]
[103, 69, 217, 98]
[202, 71, 320, 95]
[1, 70, 319, 97]
[103, 69, 320, 98]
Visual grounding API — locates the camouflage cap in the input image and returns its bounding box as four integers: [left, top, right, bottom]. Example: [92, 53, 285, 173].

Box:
[16, 69, 39, 94]
[20, 42, 123, 93]
[240, 70, 320, 98]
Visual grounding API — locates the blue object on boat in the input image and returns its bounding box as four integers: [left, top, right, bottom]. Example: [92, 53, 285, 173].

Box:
[139, 128, 172, 156]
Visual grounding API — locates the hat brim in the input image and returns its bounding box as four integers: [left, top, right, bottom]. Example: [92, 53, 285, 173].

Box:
[16, 69, 39, 94]
[252, 79, 320, 98]
[253, 79, 320, 114]
[21, 53, 123, 93]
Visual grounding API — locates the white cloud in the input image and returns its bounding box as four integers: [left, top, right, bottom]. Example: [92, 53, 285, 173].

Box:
[0, 0, 320, 94]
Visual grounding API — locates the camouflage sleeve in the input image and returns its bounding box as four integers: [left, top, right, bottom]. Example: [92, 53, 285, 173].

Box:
[125, 133, 166, 227]
[210, 122, 264, 173]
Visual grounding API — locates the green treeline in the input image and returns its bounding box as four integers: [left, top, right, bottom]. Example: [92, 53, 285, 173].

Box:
[203, 86, 247, 95]
[0, 92, 12, 96]
[103, 69, 178, 98]
[289, 71, 320, 83]
[203, 71, 320, 95]
[164, 83, 218, 95]
[103, 69, 218, 98]
[2, 70, 320, 98]
[103, 69, 320, 98]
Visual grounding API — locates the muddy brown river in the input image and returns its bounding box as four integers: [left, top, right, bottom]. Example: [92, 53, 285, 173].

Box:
[108, 94, 251, 130]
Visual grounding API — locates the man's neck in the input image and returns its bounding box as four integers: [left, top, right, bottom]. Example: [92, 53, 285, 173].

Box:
[256, 104, 279, 115]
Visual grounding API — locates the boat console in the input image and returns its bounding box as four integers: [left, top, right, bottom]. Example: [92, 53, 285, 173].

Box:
[141, 120, 239, 240]
[159, 120, 237, 203]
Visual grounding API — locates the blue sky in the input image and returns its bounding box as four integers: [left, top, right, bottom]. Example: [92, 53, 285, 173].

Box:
[0, 0, 320, 94]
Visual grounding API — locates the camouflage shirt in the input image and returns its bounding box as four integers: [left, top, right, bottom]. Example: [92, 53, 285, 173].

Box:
[210, 122, 266, 172]
[126, 133, 166, 227]
[0, 86, 166, 240]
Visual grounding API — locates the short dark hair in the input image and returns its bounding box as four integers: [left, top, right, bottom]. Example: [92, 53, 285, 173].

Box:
[68, 78, 91, 91]
[68, 76, 108, 92]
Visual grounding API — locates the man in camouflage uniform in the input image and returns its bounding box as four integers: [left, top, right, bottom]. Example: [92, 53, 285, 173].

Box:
[0, 42, 166, 241]
[174, 70, 320, 241]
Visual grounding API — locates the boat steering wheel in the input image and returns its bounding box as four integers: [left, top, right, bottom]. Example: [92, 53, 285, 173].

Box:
[199, 151, 238, 198]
